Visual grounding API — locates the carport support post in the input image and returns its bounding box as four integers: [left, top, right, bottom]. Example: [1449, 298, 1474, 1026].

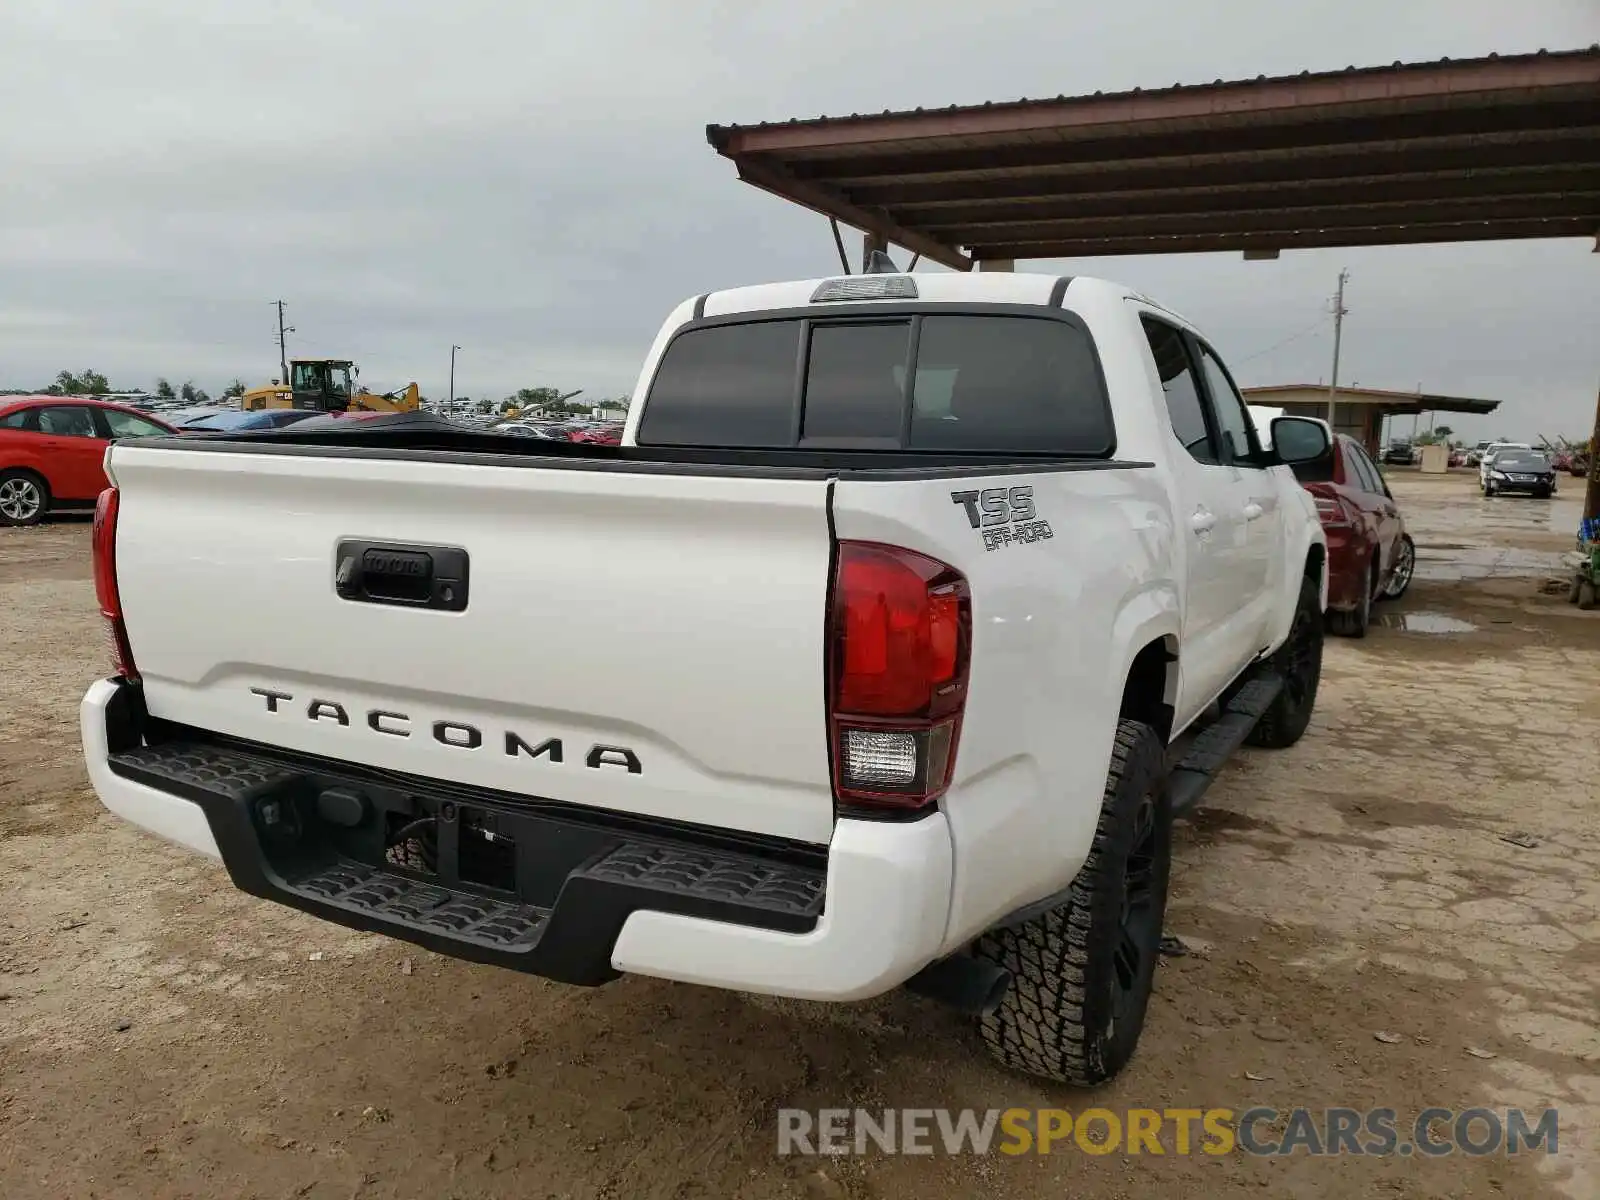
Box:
[1584, 381, 1600, 524]
[862, 231, 887, 273]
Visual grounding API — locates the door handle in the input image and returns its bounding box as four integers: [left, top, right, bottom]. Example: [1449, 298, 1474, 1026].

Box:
[1190, 510, 1217, 534]
[1243, 502, 1264, 521]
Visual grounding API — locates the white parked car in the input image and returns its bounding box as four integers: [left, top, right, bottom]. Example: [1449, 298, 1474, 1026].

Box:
[82, 270, 1328, 1087]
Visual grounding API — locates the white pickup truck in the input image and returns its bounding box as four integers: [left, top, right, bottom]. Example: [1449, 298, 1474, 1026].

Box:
[82, 269, 1329, 1085]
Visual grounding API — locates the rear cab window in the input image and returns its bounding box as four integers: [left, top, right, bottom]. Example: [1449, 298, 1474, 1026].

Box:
[637, 309, 1114, 456]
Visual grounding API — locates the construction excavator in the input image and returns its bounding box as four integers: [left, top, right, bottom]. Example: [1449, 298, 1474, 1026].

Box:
[240, 359, 420, 414]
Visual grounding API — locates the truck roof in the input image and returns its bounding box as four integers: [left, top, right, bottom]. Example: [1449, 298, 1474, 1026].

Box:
[700, 272, 1178, 322]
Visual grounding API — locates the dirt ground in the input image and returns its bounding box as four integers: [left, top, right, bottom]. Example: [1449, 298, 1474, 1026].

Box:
[2, 471, 1597, 1199]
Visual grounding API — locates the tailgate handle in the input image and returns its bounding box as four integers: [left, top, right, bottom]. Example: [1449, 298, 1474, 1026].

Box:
[335, 541, 469, 611]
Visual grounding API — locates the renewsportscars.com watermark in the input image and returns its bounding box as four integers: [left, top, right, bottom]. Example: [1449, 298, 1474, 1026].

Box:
[777, 1107, 1560, 1158]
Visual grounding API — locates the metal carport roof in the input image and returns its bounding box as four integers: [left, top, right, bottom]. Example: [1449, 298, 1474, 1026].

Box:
[706, 47, 1600, 271]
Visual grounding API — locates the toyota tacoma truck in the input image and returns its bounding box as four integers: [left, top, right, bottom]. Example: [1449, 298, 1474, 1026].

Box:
[82, 269, 1330, 1086]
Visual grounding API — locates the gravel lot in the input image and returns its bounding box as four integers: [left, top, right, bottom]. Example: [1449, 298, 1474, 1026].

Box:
[2, 471, 1597, 1199]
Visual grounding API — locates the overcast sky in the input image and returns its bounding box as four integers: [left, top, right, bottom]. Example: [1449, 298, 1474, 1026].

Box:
[1, 0, 1595, 439]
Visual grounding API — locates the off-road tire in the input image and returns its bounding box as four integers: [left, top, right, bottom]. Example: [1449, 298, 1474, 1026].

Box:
[1328, 559, 1372, 638]
[0, 470, 49, 527]
[1247, 575, 1323, 749]
[1579, 581, 1598, 612]
[971, 719, 1170, 1087]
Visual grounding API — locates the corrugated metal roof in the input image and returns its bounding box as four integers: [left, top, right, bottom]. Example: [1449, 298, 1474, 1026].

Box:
[708, 46, 1599, 136]
[1243, 385, 1500, 414]
[707, 47, 1600, 269]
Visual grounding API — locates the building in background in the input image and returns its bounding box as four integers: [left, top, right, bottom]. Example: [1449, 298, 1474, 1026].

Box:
[1241, 385, 1500, 453]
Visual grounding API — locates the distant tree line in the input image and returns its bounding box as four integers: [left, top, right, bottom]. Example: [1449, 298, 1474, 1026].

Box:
[10, 369, 255, 405]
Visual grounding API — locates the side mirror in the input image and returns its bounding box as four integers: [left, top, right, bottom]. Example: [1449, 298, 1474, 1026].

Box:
[1271, 416, 1332, 465]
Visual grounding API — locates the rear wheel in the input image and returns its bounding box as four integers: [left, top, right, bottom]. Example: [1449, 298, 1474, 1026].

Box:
[1328, 559, 1372, 638]
[972, 719, 1169, 1087]
[1379, 535, 1414, 601]
[0, 471, 47, 527]
[1580, 581, 1598, 612]
[1248, 575, 1323, 749]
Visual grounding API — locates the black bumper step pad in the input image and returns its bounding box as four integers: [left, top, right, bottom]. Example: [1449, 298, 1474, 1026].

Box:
[106, 736, 828, 983]
[111, 741, 301, 803]
[582, 843, 824, 923]
[291, 861, 550, 950]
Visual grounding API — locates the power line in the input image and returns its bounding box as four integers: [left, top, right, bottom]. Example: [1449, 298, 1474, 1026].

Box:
[1234, 312, 1330, 366]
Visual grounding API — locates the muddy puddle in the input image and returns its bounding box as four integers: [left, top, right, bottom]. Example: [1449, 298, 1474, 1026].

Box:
[1376, 611, 1479, 634]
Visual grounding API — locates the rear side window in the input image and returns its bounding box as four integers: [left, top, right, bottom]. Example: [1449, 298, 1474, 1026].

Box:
[638, 312, 1113, 455]
[1346, 445, 1382, 494]
[0, 409, 28, 429]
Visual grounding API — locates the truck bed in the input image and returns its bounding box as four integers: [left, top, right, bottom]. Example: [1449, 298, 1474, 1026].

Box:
[160, 415, 1149, 480]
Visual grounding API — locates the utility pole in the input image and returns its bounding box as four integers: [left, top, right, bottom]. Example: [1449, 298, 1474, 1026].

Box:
[275, 301, 293, 385]
[449, 345, 460, 412]
[1325, 268, 1349, 432]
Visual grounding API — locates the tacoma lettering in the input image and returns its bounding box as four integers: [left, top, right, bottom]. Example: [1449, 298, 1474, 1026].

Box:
[249, 688, 634, 772]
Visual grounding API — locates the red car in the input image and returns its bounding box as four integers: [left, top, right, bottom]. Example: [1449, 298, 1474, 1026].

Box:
[1291, 432, 1414, 637]
[0, 396, 178, 527]
[567, 424, 623, 446]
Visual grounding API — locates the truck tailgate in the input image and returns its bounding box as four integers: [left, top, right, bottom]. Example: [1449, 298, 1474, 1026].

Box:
[107, 446, 837, 845]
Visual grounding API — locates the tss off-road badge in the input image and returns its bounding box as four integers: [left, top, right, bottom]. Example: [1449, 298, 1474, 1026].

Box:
[951, 485, 1054, 551]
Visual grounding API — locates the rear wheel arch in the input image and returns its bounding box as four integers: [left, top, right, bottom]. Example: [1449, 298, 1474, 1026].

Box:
[1304, 542, 1326, 587]
[1119, 636, 1177, 746]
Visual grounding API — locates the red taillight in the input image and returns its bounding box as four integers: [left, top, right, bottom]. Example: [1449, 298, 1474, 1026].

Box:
[92, 487, 138, 681]
[827, 541, 971, 814]
[1311, 492, 1351, 528]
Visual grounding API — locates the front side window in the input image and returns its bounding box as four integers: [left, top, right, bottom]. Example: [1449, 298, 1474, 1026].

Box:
[1195, 343, 1257, 465]
[102, 410, 170, 439]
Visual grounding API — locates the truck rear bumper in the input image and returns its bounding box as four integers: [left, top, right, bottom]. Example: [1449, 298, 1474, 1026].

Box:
[81, 679, 953, 1002]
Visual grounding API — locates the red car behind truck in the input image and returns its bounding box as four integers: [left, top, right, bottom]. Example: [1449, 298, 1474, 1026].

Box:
[0, 397, 178, 526]
[1291, 431, 1415, 637]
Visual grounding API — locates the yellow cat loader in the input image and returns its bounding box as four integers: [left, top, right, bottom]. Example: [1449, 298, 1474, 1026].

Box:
[241, 359, 420, 414]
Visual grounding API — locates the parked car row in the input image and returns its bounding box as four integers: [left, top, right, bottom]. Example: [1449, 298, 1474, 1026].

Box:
[491, 418, 624, 446]
[0, 395, 337, 526]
